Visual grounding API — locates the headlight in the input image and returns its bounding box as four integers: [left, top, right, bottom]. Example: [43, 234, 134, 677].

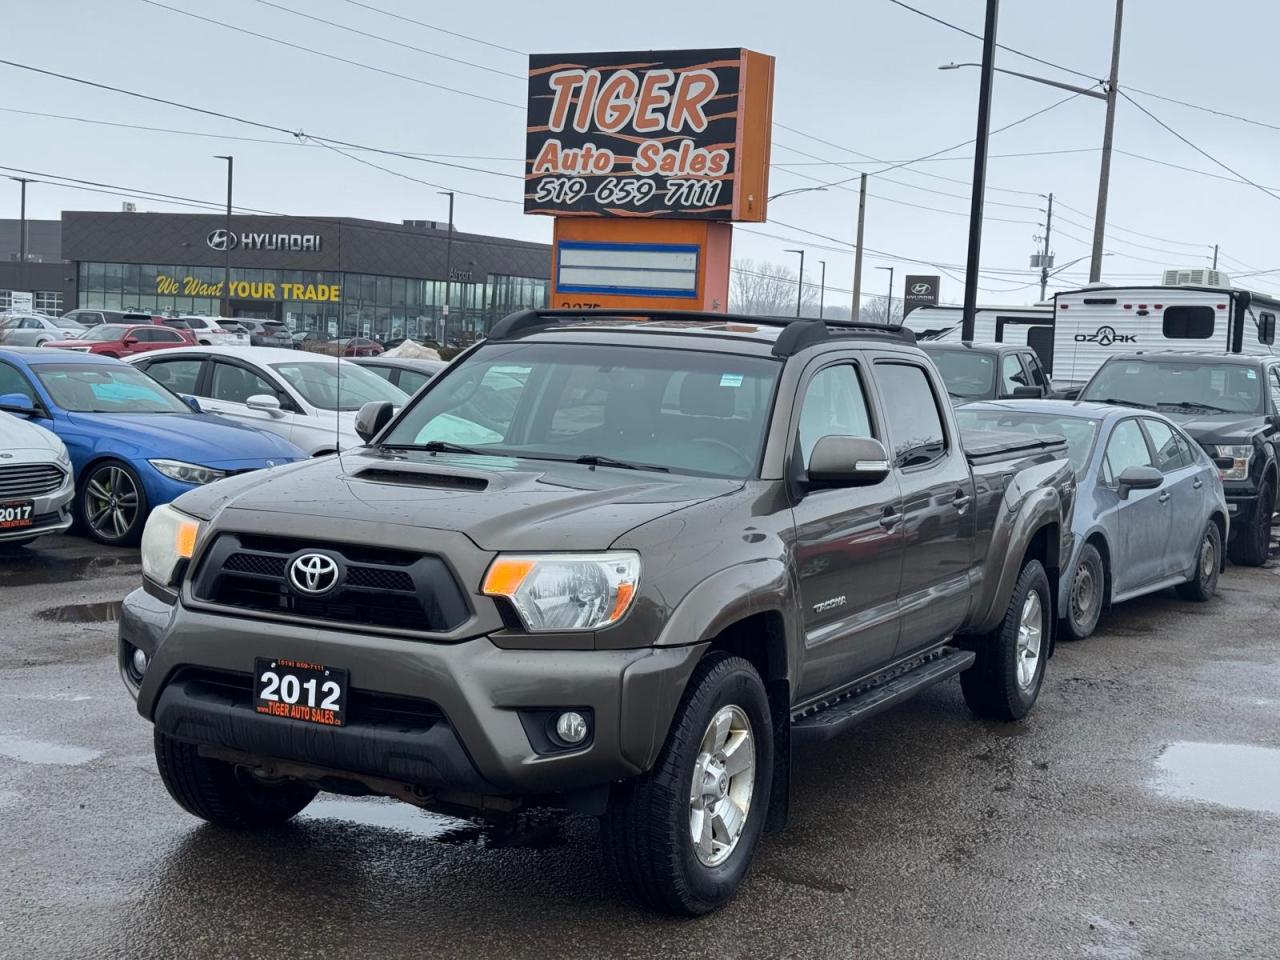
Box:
[54, 444, 71, 468]
[140, 504, 201, 586]
[1213, 445, 1254, 481]
[148, 459, 229, 485]
[482, 552, 641, 632]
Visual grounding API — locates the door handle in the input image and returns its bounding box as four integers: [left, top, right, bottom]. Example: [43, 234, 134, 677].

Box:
[952, 490, 972, 511]
[1158, 491, 1171, 504]
[879, 509, 903, 529]
[1192, 478, 1204, 489]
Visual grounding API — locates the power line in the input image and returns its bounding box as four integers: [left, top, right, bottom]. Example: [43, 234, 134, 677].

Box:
[1118, 90, 1280, 203]
[1113, 148, 1280, 193]
[335, 0, 526, 56]
[770, 146, 1098, 169]
[246, 0, 525, 80]
[0, 164, 279, 214]
[136, 0, 524, 111]
[1050, 213, 1208, 260]
[1123, 86, 1280, 135]
[1051, 197, 1211, 250]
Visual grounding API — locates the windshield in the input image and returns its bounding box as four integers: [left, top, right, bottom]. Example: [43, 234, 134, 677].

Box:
[81, 324, 130, 342]
[35, 363, 191, 414]
[1081, 360, 1263, 414]
[270, 360, 406, 411]
[381, 342, 781, 479]
[921, 348, 995, 399]
[956, 408, 1100, 475]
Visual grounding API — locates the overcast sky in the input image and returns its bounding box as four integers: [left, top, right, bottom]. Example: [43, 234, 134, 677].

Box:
[5, 0, 1278, 306]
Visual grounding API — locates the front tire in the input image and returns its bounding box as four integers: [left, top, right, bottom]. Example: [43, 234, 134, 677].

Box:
[1062, 543, 1104, 641]
[1228, 480, 1273, 567]
[154, 731, 317, 827]
[78, 460, 148, 546]
[1177, 521, 1221, 602]
[962, 558, 1051, 721]
[602, 653, 772, 916]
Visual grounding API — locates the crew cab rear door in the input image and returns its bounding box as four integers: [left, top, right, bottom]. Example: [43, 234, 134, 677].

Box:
[788, 354, 906, 700]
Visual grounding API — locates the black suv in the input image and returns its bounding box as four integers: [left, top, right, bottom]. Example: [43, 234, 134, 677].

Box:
[1080, 352, 1280, 564]
[919, 341, 1050, 404]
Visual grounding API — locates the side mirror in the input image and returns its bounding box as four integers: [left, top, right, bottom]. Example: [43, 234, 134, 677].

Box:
[355, 400, 395, 443]
[180, 394, 202, 413]
[123, 337, 140, 346]
[1011, 385, 1044, 399]
[245, 394, 283, 415]
[1117, 464, 1163, 499]
[0, 392, 35, 415]
[807, 436, 891, 488]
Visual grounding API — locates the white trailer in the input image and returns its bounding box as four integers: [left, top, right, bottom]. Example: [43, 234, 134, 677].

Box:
[1051, 284, 1280, 391]
[907, 304, 1055, 370]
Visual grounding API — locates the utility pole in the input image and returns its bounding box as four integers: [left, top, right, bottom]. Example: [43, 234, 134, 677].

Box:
[1212, 244, 1219, 270]
[438, 191, 455, 345]
[818, 260, 827, 319]
[1039, 192, 1055, 302]
[215, 156, 233, 317]
[962, 0, 999, 341]
[1089, 0, 1124, 283]
[851, 173, 867, 322]
[785, 248, 805, 317]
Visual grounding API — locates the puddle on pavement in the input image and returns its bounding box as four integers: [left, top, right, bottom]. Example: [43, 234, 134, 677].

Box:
[1153, 741, 1280, 816]
[0, 553, 134, 588]
[35, 600, 123, 624]
[0, 734, 101, 766]
[301, 797, 567, 847]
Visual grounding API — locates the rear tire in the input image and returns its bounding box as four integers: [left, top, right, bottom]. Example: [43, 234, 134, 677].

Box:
[154, 730, 317, 827]
[1228, 481, 1273, 567]
[1177, 521, 1221, 602]
[962, 559, 1050, 721]
[1062, 543, 1104, 641]
[602, 653, 772, 916]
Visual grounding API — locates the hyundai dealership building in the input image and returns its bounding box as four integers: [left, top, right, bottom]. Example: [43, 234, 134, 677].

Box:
[1, 211, 551, 343]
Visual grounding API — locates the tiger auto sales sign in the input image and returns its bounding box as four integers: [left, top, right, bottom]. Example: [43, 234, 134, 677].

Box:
[525, 48, 775, 221]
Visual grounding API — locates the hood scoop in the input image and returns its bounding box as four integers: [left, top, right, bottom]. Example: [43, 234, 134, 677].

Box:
[355, 467, 489, 491]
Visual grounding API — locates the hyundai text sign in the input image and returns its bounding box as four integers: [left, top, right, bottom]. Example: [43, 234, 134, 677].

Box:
[903, 275, 940, 317]
[524, 48, 775, 221]
[206, 229, 321, 252]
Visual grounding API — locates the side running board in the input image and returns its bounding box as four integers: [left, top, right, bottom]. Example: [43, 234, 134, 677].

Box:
[791, 647, 977, 744]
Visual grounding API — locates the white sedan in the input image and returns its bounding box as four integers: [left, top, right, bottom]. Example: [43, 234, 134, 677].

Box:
[0, 313, 86, 347]
[128, 346, 407, 454]
[0, 405, 75, 545]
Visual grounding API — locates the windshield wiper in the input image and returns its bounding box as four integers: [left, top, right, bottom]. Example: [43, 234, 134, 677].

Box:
[1089, 396, 1153, 410]
[574, 454, 669, 473]
[380, 440, 497, 456]
[1157, 400, 1235, 414]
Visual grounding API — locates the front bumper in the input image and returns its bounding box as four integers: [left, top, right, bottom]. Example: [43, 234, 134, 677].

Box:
[0, 470, 75, 542]
[119, 588, 705, 797]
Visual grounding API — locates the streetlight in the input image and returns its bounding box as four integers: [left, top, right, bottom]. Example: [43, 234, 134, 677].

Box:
[939, 0, 1123, 285]
[876, 266, 894, 326]
[784, 249, 805, 317]
[768, 185, 828, 202]
[214, 155, 233, 318]
[438, 190, 455, 345]
[818, 259, 827, 319]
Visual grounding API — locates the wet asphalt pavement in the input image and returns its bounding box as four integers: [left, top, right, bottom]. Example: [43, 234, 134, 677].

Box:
[2, 536, 1279, 959]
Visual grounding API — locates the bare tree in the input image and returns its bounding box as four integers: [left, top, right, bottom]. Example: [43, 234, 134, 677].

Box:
[731, 259, 820, 317]
[858, 295, 903, 327]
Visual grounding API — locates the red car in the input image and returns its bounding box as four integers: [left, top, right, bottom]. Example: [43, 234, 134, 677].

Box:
[44, 323, 196, 359]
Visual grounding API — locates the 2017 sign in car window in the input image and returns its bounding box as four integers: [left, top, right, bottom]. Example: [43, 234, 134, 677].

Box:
[525, 48, 774, 221]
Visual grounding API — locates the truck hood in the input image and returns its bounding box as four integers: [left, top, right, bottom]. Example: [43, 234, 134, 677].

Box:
[178, 446, 743, 551]
[1157, 410, 1265, 444]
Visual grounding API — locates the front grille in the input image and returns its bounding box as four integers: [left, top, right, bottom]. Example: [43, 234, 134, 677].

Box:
[191, 534, 470, 634]
[0, 463, 65, 498]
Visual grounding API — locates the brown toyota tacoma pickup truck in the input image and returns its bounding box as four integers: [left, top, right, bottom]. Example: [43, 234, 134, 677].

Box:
[120, 309, 1075, 915]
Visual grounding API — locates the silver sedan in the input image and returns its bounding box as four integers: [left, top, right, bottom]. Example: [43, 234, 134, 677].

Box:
[0, 406, 75, 546]
[0, 313, 86, 347]
[958, 400, 1229, 641]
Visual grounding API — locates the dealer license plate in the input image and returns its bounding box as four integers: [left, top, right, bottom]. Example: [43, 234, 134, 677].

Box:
[0, 500, 34, 530]
[254, 657, 348, 726]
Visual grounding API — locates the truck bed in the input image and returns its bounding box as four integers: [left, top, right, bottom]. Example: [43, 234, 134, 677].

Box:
[960, 427, 1068, 466]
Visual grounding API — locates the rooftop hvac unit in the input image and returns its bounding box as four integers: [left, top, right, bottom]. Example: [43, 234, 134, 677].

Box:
[1162, 268, 1231, 287]
[122, 201, 137, 213]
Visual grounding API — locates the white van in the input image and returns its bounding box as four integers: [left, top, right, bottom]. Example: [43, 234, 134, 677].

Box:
[907, 304, 1055, 371]
[1051, 284, 1279, 393]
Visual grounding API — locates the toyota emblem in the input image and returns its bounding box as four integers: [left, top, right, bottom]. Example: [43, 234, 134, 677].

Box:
[206, 228, 239, 252]
[289, 553, 340, 595]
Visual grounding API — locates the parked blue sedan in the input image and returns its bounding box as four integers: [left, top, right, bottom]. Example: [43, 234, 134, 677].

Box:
[0, 348, 306, 545]
[958, 400, 1228, 641]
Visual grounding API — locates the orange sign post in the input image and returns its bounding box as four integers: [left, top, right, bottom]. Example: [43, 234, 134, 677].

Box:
[525, 48, 775, 312]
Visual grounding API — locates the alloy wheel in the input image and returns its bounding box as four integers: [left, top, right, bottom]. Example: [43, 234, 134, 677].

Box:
[1015, 592, 1043, 691]
[688, 705, 755, 868]
[1201, 532, 1216, 580]
[85, 465, 139, 542]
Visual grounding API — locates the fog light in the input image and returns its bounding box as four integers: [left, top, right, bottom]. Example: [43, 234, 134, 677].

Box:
[131, 648, 149, 677]
[555, 711, 589, 745]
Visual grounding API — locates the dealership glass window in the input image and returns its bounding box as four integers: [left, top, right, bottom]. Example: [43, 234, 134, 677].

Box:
[32, 291, 64, 315]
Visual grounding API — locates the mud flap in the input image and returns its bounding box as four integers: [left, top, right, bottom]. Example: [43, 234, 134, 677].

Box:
[764, 677, 790, 833]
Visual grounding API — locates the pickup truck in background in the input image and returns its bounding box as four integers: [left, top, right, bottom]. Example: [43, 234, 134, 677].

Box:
[119, 309, 1076, 915]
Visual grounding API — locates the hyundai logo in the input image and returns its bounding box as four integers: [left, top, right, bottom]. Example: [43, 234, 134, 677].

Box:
[910, 282, 932, 296]
[1074, 324, 1136, 347]
[289, 553, 340, 595]
[206, 229, 239, 252]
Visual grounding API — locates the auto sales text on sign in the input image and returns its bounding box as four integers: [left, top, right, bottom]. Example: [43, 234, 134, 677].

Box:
[525, 48, 775, 221]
